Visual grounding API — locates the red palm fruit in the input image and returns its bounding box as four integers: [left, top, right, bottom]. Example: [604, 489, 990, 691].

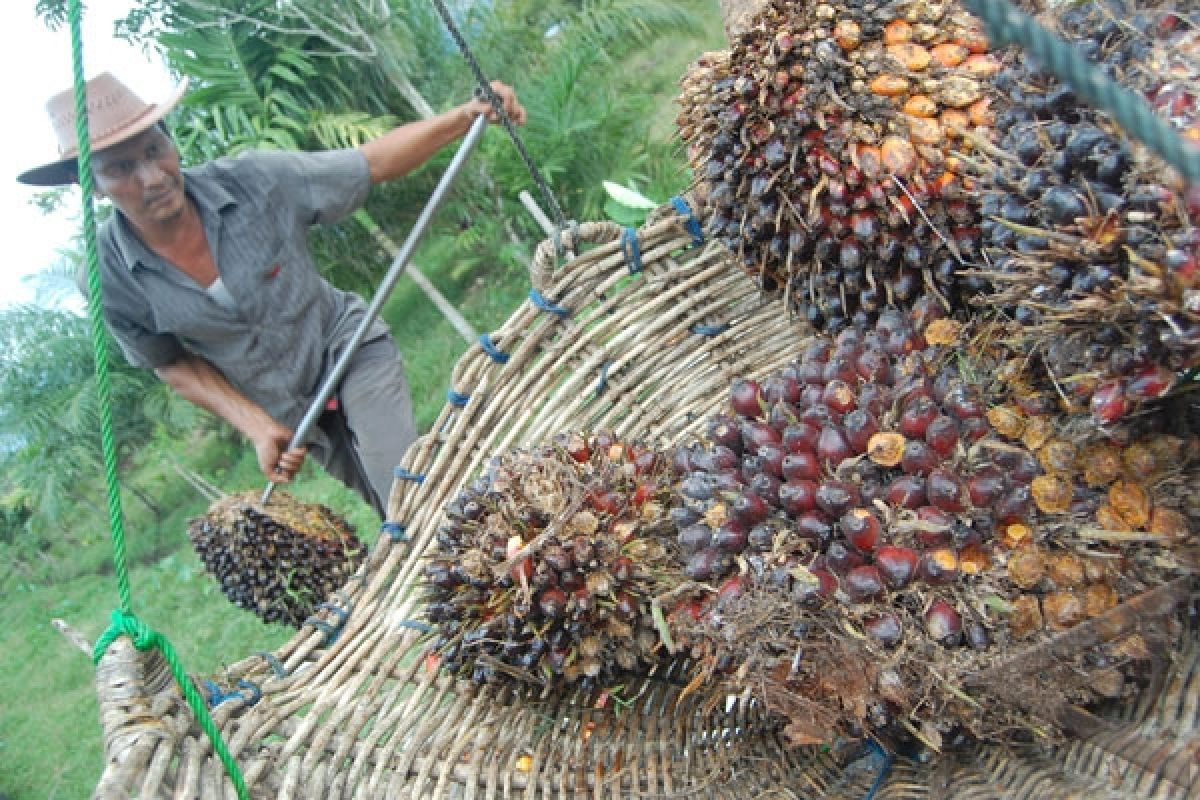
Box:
[823, 380, 858, 414]
[563, 433, 591, 463]
[750, 471, 782, 506]
[757, 444, 786, 478]
[614, 590, 638, 619]
[826, 541, 866, 575]
[896, 375, 935, 408]
[901, 440, 938, 476]
[876, 546, 919, 588]
[537, 587, 568, 619]
[900, 396, 939, 438]
[1127, 366, 1172, 401]
[1010, 452, 1041, 484]
[717, 575, 746, 605]
[714, 522, 750, 553]
[782, 451, 821, 482]
[611, 556, 634, 583]
[927, 468, 966, 513]
[742, 420, 782, 451]
[631, 448, 658, 475]
[886, 475, 927, 509]
[733, 490, 770, 526]
[943, 385, 985, 419]
[1090, 381, 1128, 424]
[587, 488, 623, 515]
[843, 409, 880, 453]
[707, 415, 743, 454]
[857, 384, 889, 418]
[856, 349, 891, 382]
[995, 486, 1033, 523]
[865, 612, 904, 646]
[914, 506, 954, 547]
[816, 480, 861, 517]
[796, 510, 835, 544]
[841, 508, 882, 553]
[731, 378, 765, 419]
[764, 373, 803, 405]
[925, 415, 959, 456]
[685, 547, 721, 581]
[678, 523, 713, 555]
[632, 480, 658, 507]
[966, 467, 1006, 507]
[800, 404, 836, 428]
[823, 355, 858, 385]
[779, 480, 819, 515]
[804, 339, 833, 363]
[920, 548, 960, 585]
[767, 401, 800, 431]
[511, 556, 535, 584]
[797, 363, 827, 390]
[845, 565, 886, 601]
[818, 426, 854, 465]
[710, 445, 740, 471]
[782, 421, 821, 453]
[924, 599, 963, 645]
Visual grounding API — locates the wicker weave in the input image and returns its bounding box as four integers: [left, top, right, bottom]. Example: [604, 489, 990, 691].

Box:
[92, 204, 1198, 799]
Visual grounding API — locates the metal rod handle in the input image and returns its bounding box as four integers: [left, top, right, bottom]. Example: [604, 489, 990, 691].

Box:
[261, 113, 489, 505]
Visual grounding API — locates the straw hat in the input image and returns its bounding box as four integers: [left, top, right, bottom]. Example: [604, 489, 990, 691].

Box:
[17, 72, 188, 186]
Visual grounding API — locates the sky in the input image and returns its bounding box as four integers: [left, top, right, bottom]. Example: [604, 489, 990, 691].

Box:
[2, 0, 173, 310]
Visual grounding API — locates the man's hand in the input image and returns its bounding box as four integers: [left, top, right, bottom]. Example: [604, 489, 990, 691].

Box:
[252, 420, 307, 483]
[463, 81, 526, 126]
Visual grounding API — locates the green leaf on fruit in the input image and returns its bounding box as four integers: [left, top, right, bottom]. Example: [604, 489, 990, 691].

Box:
[602, 180, 658, 210]
[984, 595, 1015, 614]
[652, 602, 676, 653]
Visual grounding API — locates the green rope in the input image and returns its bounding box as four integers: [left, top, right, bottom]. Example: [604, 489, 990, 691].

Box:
[964, 0, 1200, 184]
[66, 0, 248, 796]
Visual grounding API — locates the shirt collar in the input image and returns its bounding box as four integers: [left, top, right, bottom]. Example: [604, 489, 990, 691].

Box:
[111, 165, 239, 272]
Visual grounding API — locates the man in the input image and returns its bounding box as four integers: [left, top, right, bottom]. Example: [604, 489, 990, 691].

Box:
[18, 72, 525, 518]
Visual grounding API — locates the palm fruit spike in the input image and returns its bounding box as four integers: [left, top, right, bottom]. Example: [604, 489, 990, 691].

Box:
[423, 432, 679, 690]
[188, 491, 365, 627]
[676, 0, 1000, 333]
[665, 304, 1188, 747]
[974, 0, 1200, 425]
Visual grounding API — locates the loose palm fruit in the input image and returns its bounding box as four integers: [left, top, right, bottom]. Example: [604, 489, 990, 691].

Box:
[924, 599, 963, 646]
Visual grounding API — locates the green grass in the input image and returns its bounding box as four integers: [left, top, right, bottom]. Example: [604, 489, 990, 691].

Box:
[0, 7, 727, 797]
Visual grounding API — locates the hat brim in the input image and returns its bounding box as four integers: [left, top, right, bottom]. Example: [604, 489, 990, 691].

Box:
[17, 78, 189, 187]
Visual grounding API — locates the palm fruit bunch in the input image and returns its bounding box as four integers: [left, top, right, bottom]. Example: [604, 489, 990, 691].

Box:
[188, 491, 365, 627]
[422, 432, 680, 689]
[676, 0, 1001, 332]
[663, 305, 1189, 745]
[975, 0, 1200, 424]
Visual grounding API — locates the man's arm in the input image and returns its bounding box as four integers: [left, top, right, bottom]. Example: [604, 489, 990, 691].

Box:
[155, 353, 306, 481]
[358, 81, 526, 185]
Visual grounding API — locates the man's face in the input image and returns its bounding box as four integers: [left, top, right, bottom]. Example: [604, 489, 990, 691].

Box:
[91, 126, 186, 227]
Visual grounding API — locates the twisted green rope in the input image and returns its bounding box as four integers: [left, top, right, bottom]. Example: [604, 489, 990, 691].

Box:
[66, 0, 247, 796]
[964, 0, 1200, 183]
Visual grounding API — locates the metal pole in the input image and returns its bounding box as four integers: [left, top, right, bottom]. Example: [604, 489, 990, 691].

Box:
[261, 113, 489, 505]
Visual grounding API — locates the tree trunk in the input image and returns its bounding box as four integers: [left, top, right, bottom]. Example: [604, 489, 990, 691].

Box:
[718, 0, 772, 40]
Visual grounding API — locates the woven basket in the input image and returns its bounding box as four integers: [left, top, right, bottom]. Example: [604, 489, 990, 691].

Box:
[93, 203, 1198, 799]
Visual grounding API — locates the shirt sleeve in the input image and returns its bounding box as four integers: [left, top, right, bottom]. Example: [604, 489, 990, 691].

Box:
[243, 149, 372, 227]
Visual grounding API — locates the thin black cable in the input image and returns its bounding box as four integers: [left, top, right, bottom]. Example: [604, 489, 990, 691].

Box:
[430, 0, 575, 254]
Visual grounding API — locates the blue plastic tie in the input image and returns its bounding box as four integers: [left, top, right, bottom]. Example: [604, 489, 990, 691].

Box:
[670, 196, 704, 246]
[446, 389, 470, 408]
[594, 362, 611, 397]
[528, 288, 570, 317]
[397, 619, 433, 633]
[479, 333, 511, 364]
[203, 679, 260, 708]
[306, 600, 350, 646]
[621, 227, 644, 274]
[257, 651, 290, 680]
[393, 467, 426, 484]
[381, 521, 408, 542]
[305, 617, 336, 644]
[691, 322, 731, 337]
[862, 740, 894, 800]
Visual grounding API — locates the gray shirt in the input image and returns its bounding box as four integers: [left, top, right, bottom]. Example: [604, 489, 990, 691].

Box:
[93, 148, 389, 430]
